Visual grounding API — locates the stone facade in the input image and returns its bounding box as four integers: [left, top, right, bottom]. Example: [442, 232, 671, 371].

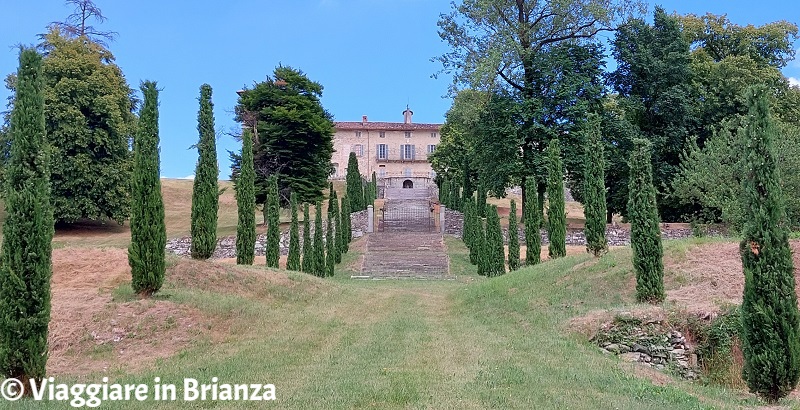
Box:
[331, 108, 441, 191]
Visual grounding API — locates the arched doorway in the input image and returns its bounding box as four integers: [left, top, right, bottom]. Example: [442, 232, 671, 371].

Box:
[403, 179, 414, 188]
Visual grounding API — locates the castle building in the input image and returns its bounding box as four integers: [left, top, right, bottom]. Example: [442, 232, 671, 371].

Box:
[331, 107, 441, 189]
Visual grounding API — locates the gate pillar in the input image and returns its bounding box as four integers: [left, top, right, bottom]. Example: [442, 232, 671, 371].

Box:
[367, 205, 374, 233]
[440, 205, 446, 234]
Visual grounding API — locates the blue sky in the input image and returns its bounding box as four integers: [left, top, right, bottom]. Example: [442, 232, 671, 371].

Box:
[2, 0, 799, 179]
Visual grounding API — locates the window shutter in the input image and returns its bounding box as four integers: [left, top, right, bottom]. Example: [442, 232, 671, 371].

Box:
[400, 144, 405, 160]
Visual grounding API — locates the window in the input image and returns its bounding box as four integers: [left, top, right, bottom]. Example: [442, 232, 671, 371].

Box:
[427, 144, 436, 154]
[400, 144, 415, 160]
[404, 168, 412, 177]
[404, 131, 412, 138]
[376, 144, 388, 160]
[355, 131, 362, 138]
[378, 165, 386, 177]
[431, 132, 438, 138]
[352, 144, 363, 157]
[379, 131, 386, 138]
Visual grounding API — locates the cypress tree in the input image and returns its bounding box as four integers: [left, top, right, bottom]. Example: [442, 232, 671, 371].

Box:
[451, 179, 461, 211]
[236, 129, 256, 265]
[739, 86, 800, 403]
[546, 139, 567, 259]
[462, 199, 474, 250]
[508, 199, 520, 271]
[325, 198, 335, 277]
[628, 139, 664, 304]
[362, 179, 368, 210]
[0, 47, 54, 385]
[462, 157, 473, 204]
[525, 179, 542, 266]
[301, 203, 312, 272]
[313, 202, 325, 276]
[583, 115, 608, 256]
[486, 205, 505, 277]
[190, 84, 219, 260]
[346, 152, 363, 211]
[468, 201, 481, 265]
[128, 81, 166, 296]
[477, 182, 487, 218]
[476, 217, 487, 276]
[330, 190, 342, 264]
[265, 175, 280, 268]
[341, 194, 352, 254]
[371, 171, 378, 202]
[441, 179, 450, 207]
[287, 192, 301, 271]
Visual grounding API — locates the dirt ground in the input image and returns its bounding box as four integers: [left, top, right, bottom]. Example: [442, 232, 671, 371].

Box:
[662, 240, 800, 316]
[48, 248, 218, 376]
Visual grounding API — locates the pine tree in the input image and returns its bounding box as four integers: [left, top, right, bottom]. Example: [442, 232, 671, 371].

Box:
[739, 86, 800, 403]
[0, 47, 54, 385]
[301, 203, 312, 272]
[486, 205, 505, 276]
[190, 84, 219, 259]
[265, 175, 280, 268]
[508, 199, 520, 271]
[313, 202, 325, 277]
[287, 192, 301, 271]
[628, 139, 664, 303]
[128, 81, 166, 295]
[547, 139, 567, 259]
[330, 189, 342, 264]
[235, 129, 256, 265]
[346, 152, 364, 211]
[325, 198, 335, 277]
[583, 115, 608, 256]
[525, 179, 542, 266]
[341, 194, 352, 254]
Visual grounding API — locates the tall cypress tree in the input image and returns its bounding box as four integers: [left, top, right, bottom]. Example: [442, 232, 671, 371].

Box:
[330, 189, 342, 264]
[313, 202, 325, 277]
[128, 81, 166, 296]
[477, 217, 487, 276]
[287, 192, 301, 271]
[301, 203, 312, 272]
[508, 199, 520, 271]
[486, 205, 505, 277]
[441, 179, 450, 207]
[628, 139, 664, 304]
[341, 194, 352, 254]
[477, 182, 487, 218]
[346, 152, 363, 211]
[583, 115, 608, 256]
[462, 199, 474, 250]
[265, 175, 280, 268]
[325, 198, 335, 277]
[739, 86, 800, 403]
[236, 130, 256, 265]
[0, 48, 54, 385]
[468, 201, 481, 265]
[190, 84, 219, 259]
[525, 179, 542, 266]
[546, 139, 567, 259]
[371, 171, 378, 202]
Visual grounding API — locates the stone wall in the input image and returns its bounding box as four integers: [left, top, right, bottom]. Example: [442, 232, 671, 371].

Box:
[442, 208, 727, 245]
[167, 210, 366, 259]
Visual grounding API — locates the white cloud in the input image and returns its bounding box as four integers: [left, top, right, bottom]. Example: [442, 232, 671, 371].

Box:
[789, 77, 800, 88]
[180, 175, 195, 180]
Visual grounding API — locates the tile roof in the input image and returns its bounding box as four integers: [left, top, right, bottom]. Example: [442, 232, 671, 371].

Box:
[335, 121, 441, 131]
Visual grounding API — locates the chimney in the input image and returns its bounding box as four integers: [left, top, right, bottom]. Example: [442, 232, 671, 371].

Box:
[402, 105, 413, 124]
[362, 115, 368, 125]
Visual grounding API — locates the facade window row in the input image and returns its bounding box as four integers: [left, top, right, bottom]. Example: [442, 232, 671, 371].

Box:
[354, 131, 439, 138]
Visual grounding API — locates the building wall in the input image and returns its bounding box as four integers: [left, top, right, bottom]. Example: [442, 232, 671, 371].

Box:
[331, 127, 441, 180]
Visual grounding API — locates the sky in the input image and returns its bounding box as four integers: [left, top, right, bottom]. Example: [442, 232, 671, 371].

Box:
[1, 0, 799, 179]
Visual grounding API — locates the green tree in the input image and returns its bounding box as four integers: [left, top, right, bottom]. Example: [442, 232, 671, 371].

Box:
[346, 152, 364, 211]
[371, 171, 378, 202]
[232, 66, 334, 205]
[477, 182, 487, 218]
[525, 179, 542, 265]
[301, 203, 311, 272]
[190, 84, 219, 259]
[128, 81, 165, 296]
[340, 194, 351, 254]
[546, 139, 567, 259]
[287, 192, 301, 271]
[467, 201, 481, 265]
[440, 179, 450, 207]
[583, 115, 608, 256]
[486, 205, 505, 277]
[738, 86, 800, 403]
[236, 130, 256, 265]
[462, 199, 474, 253]
[476, 217, 487, 276]
[0, 48, 54, 386]
[508, 200, 520, 271]
[325, 195, 335, 277]
[330, 189, 342, 264]
[265, 175, 280, 268]
[313, 202, 325, 277]
[628, 139, 664, 304]
[40, 28, 135, 224]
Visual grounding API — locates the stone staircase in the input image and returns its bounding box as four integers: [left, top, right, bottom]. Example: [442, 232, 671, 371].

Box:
[358, 233, 451, 280]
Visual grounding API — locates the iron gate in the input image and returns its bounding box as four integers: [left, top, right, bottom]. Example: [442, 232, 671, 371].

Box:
[378, 204, 435, 232]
